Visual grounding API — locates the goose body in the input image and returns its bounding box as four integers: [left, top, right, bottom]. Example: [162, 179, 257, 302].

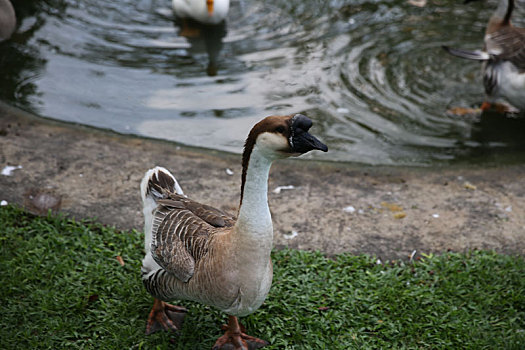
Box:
[140, 114, 327, 349]
[141, 166, 273, 317]
[172, 0, 229, 24]
[443, 0, 525, 111]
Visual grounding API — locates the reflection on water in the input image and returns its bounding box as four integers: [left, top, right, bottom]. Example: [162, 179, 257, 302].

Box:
[0, 0, 524, 165]
[468, 111, 525, 161]
[0, 1, 53, 114]
[175, 19, 226, 76]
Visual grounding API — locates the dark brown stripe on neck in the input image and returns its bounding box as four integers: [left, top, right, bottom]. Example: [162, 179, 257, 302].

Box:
[503, 0, 514, 25]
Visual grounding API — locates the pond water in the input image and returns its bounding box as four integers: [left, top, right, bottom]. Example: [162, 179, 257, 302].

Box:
[1, 0, 525, 165]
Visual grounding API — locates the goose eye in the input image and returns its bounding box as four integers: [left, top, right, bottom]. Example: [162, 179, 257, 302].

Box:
[275, 126, 285, 134]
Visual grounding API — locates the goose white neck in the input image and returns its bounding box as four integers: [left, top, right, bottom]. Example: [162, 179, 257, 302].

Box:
[235, 144, 275, 237]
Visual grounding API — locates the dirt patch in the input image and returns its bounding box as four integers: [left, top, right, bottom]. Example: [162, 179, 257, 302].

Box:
[1, 102, 524, 260]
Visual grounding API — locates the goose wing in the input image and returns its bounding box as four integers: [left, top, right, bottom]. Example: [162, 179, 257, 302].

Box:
[151, 195, 235, 282]
[167, 194, 236, 228]
[485, 26, 525, 71]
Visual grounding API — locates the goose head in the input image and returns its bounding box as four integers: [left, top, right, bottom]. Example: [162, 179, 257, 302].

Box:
[244, 114, 328, 161]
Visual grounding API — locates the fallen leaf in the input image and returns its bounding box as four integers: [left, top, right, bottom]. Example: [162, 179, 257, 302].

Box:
[116, 255, 125, 266]
[381, 202, 403, 212]
[394, 212, 406, 219]
[87, 294, 99, 303]
[464, 182, 477, 190]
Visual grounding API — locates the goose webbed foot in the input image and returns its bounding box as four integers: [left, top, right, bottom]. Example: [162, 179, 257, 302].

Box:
[212, 316, 268, 350]
[145, 298, 188, 335]
[481, 102, 520, 114]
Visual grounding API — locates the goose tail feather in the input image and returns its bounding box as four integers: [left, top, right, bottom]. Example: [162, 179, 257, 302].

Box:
[140, 166, 183, 256]
[140, 166, 184, 204]
[442, 46, 490, 61]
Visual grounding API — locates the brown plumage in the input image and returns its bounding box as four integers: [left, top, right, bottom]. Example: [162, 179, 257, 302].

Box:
[150, 195, 235, 282]
[484, 0, 525, 73]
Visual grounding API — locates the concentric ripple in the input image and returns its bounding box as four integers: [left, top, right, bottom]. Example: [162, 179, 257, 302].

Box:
[1, 0, 525, 165]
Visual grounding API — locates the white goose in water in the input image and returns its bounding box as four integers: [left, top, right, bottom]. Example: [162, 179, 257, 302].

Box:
[140, 114, 327, 349]
[443, 0, 525, 112]
[172, 0, 229, 24]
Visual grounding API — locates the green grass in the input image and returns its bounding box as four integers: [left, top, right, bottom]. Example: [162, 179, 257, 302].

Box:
[1, 205, 524, 349]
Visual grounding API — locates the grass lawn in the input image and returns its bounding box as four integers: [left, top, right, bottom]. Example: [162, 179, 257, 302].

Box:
[1, 205, 524, 349]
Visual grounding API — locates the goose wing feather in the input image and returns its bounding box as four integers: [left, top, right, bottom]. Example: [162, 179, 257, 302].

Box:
[151, 195, 235, 283]
[486, 26, 525, 71]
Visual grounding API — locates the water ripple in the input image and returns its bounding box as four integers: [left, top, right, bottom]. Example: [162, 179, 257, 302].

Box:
[1, 0, 525, 164]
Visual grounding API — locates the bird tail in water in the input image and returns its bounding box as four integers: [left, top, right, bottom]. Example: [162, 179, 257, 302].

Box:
[442, 46, 490, 61]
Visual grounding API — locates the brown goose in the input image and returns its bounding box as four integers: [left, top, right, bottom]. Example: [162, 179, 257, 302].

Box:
[140, 114, 327, 349]
[443, 0, 525, 112]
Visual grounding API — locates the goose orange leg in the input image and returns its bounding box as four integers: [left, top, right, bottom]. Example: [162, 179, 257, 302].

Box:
[212, 315, 268, 350]
[145, 298, 188, 335]
[480, 101, 493, 111]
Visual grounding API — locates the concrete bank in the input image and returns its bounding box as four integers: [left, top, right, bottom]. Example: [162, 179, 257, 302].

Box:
[1, 102, 524, 260]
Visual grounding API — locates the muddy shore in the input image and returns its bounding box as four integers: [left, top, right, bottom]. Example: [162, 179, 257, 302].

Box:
[1, 102, 524, 260]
